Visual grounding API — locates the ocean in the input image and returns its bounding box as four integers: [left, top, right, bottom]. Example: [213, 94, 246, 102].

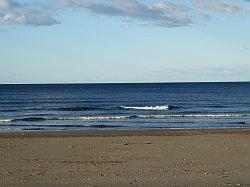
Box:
[0, 82, 250, 132]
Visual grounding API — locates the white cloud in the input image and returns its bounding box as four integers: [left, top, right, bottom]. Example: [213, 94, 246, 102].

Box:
[0, 0, 59, 26]
[197, 0, 249, 14]
[58, 0, 198, 27]
[1, 0, 250, 27]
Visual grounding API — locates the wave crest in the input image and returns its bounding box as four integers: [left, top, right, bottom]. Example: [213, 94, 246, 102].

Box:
[5, 113, 250, 123]
[121, 105, 175, 111]
[0, 119, 12, 123]
[57, 113, 250, 120]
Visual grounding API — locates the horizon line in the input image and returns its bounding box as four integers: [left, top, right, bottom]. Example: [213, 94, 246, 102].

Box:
[0, 81, 250, 85]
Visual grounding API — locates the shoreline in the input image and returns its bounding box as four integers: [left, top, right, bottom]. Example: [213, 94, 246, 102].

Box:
[1, 127, 250, 138]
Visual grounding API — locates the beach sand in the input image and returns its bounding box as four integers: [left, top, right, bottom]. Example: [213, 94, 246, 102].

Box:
[0, 129, 250, 186]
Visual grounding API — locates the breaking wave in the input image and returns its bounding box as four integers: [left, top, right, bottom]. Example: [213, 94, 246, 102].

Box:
[121, 105, 176, 111]
[57, 114, 250, 120]
[0, 119, 12, 123]
[2, 113, 250, 124]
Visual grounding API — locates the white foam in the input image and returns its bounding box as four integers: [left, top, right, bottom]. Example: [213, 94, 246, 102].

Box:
[6, 113, 250, 123]
[0, 128, 22, 131]
[58, 116, 130, 120]
[0, 119, 12, 123]
[56, 113, 250, 121]
[137, 114, 250, 118]
[121, 105, 170, 111]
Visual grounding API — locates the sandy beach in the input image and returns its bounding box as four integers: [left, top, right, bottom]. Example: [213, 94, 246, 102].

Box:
[0, 128, 250, 186]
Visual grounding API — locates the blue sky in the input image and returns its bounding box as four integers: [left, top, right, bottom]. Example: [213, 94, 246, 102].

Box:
[0, 0, 250, 83]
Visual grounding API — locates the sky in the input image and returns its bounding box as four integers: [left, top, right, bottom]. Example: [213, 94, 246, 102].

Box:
[0, 0, 250, 84]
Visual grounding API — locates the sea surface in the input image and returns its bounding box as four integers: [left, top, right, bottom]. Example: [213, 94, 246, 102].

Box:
[0, 83, 250, 132]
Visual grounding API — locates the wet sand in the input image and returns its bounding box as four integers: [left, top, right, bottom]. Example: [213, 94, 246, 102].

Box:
[0, 128, 250, 186]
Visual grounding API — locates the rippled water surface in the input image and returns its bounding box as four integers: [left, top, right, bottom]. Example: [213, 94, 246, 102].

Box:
[0, 83, 250, 131]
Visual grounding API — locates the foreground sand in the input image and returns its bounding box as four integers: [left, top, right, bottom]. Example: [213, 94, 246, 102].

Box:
[0, 129, 250, 186]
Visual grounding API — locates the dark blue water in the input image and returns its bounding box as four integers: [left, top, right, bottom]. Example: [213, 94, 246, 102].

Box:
[0, 83, 250, 132]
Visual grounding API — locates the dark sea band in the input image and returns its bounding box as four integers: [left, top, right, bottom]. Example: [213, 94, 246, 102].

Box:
[0, 83, 250, 132]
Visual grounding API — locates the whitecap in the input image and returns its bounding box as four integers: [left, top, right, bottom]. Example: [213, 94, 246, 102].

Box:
[121, 105, 171, 111]
[0, 119, 12, 123]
